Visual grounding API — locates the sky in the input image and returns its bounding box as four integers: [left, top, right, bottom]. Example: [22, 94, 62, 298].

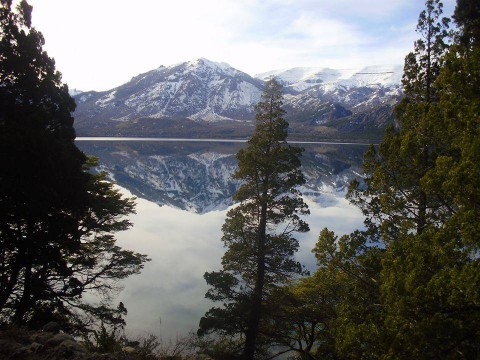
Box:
[25, 0, 456, 92]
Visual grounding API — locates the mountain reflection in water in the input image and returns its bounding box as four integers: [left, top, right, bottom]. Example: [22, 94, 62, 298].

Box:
[75, 139, 367, 340]
[76, 140, 367, 213]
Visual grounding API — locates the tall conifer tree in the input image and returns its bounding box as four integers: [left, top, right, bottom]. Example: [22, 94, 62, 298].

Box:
[268, 0, 480, 358]
[379, 2, 480, 346]
[199, 78, 309, 360]
[349, 0, 480, 356]
[348, 0, 451, 241]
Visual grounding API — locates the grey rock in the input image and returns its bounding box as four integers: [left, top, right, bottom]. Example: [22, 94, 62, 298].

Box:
[0, 338, 22, 354]
[42, 321, 62, 333]
[46, 332, 74, 347]
[59, 338, 88, 353]
[122, 345, 136, 353]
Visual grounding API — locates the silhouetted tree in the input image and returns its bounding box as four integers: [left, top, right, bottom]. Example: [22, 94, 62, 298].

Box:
[199, 78, 309, 360]
[0, 0, 148, 329]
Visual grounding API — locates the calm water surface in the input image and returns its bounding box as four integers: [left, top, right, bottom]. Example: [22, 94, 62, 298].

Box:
[76, 139, 367, 339]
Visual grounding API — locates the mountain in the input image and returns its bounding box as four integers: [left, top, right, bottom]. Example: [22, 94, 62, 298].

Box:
[258, 65, 402, 139]
[257, 65, 402, 92]
[73, 59, 403, 140]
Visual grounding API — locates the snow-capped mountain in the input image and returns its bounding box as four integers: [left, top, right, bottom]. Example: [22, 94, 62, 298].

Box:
[73, 59, 403, 139]
[257, 65, 403, 92]
[256, 65, 403, 136]
[74, 58, 263, 133]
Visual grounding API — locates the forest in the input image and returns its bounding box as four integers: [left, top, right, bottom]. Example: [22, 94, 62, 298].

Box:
[0, 0, 479, 359]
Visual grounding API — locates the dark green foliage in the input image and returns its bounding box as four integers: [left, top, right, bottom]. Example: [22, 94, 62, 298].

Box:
[83, 319, 163, 359]
[0, 0, 148, 329]
[453, 0, 480, 47]
[272, 1, 480, 358]
[83, 320, 125, 354]
[377, 2, 480, 356]
[263, 229, 384, 360]
[315, 229, 384, 359]
[380, 228, 480, 359]
[199, 78, 309, 359]
[349, 0, 451, 241]
[195, 334, 244, 360]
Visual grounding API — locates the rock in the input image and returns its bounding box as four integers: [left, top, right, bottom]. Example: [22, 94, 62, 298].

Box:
[122, 345, 136, 353]
[31, 331, 53, 344]
[0, 338, 22, 355]
[42, 321, 61, 333]
[26, 341, 43, 352]
[45, 332, 74, 347]
[0, 327, 158, 360]
[59, 339, 87, 353]
[47, 338, 89, 359]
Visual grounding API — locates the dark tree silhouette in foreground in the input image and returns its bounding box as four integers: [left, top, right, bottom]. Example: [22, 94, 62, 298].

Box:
[0, 0, 148, 330]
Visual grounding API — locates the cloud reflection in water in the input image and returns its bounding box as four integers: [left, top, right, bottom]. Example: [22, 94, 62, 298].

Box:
[114, 188, 364, 340]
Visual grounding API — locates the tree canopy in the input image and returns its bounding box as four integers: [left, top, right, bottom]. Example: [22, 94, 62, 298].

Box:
[0, 0, 148, 330]
[268, 0, 480, 358]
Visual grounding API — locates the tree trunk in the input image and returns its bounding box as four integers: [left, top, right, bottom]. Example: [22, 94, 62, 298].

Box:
[13, 264, 32, 325]
[244, 199, 268, 360]
[0, 252, 22, 312]
[12, 221, 34, 325]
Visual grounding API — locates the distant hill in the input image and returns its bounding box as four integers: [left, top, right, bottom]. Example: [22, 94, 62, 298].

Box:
[73, 59, 403, 140]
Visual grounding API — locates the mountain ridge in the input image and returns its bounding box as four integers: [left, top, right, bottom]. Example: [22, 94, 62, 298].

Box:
[73, 58, 403, 140]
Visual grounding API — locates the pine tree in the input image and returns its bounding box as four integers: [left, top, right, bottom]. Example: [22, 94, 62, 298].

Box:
[0, 0, 148, 329]
[266, 228, 384, 360]
[360, 0, 480, 356]
[270, 1, 480, 358]
[198, 78, 309, 360]
[302, 1, 480, 357]
[348, 0, 451, 241]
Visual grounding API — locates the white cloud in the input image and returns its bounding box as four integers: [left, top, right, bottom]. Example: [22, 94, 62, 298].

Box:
[288, 13, 372, 47]
[23, 0, 456, 90]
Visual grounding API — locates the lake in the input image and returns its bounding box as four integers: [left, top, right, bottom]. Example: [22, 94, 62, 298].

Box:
[76, 138, 367, 340]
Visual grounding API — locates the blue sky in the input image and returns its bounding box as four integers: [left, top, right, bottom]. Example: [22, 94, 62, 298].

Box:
[26, 0, 456, 91]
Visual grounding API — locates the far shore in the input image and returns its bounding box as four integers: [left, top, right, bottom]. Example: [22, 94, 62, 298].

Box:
[75, 137, 378, 146]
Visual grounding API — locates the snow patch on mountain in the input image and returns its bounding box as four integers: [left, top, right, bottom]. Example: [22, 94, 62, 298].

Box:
[193, 111, 229, 122]
[188, 108, 233, 122]
[96, 90, 117, 107]
[185, 58, 240, 77]
[258, 67, 342, 91]
[77, 93, 92, 104]
[257, 65, 403, 92]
